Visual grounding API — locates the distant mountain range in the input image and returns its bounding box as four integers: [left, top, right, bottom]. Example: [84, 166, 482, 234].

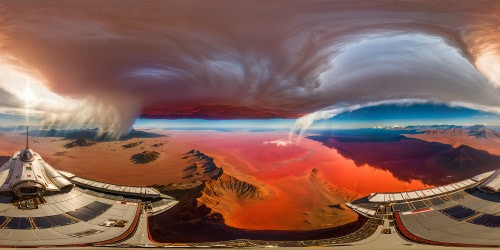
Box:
[26, 128, 164, 141]
[424, 127, 468, 137]
[422, 125, 500, 139]
[430, 145, 496, 170]
[374, 124, 500, 134]
[469, 127, 500, 139]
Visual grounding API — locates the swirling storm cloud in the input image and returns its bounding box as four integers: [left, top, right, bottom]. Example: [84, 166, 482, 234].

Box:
[0, 0, 500, 138]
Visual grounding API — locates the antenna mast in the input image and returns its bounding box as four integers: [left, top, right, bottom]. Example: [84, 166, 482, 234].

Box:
[24, 81, 32, 150]
[26, 124, 29, 149]
[25, 88, 30, 150]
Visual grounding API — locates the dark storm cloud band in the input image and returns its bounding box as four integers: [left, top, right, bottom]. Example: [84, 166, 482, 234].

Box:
[0, 0, 500, 136]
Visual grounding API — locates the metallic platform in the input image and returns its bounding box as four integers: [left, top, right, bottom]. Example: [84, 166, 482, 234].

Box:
[347, 170, 500, 248]
[0, 133, 178, 247]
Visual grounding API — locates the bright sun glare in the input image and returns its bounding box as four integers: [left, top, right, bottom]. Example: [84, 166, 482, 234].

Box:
[23, 85, 34, 105]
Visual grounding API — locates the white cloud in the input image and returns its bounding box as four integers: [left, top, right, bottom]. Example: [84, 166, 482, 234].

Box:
[263, 139, 293, 147]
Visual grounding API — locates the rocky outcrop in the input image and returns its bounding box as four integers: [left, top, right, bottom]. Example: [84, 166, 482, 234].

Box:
[131, 150, 160, 164]
[122, 141, 144, 149]
[203, 173, 268, 200]
[64, 138, 96, 148]
[424, 129, 439, 136]
[149, 165, 362, 243]
[180, 149, 267, 201]
[424, 128, 467, 137]
[470, 128, 500, 139]
[154, 149, 267, 226]
[151, 142, 165, 148]
[148, 150, 364, 243]
[182, 150, 223, 181]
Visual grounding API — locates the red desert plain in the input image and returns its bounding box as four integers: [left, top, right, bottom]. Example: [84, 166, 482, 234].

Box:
[0, 129, 431, 231]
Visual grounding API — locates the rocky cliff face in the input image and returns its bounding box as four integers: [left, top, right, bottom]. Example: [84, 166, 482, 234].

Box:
[182, 149, 223, 181]
[203, 173, 269, 200]
[130, 150, 160, 164]
[180, 149, 268, 201]
[155, 149, 267, 220]
[150, 149, 271, 241]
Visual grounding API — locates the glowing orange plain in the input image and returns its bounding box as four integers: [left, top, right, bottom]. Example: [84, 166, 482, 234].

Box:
[169, 131, 432, 230]
[0, 130, 432, 230]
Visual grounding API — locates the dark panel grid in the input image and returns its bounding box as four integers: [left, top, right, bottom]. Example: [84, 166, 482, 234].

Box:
[5, 217, 32, 229]
[86, 201, 112, 212]
[429, 197, 445, 206]
[411, 201, 428, 210]
[392, 203, 412, 212]
[50, 214, 76, 226]
[449, 191, 466, 201]
[67, 201, 112, 221]
[470, 214, 500, 228]
[33, 214, 76, 229]
[33, 217, 55, 229]
[0, 216, 6, 227]
[441, 205, 478, 220]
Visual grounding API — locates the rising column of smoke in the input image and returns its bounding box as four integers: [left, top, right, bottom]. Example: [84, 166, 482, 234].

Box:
[39, 96, 141, 139]
[0, 55, 140, 139]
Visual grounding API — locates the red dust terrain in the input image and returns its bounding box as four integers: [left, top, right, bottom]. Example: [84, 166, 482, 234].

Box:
[172, 131, 431, 230]
[0, 129, 433, 242]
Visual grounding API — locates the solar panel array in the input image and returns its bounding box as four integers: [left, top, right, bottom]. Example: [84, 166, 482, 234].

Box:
[392, 203, 412, 212]
[5, 217, 32, 230]
[67, 201, 112, 221]
[448, 191, 467, 201]
[440, 205, 499, 228]
[441, 205, 479, 220]
[391, 191, 473, 213]
[393, 191, 499, 230]
[33, 214, 76, 229]
[411, 201, 428, 210]
[470, 214, 500, 228]
[429, 197, 445, 206]
[0, 201, 113, 230]
[0, 216, 6, 227]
